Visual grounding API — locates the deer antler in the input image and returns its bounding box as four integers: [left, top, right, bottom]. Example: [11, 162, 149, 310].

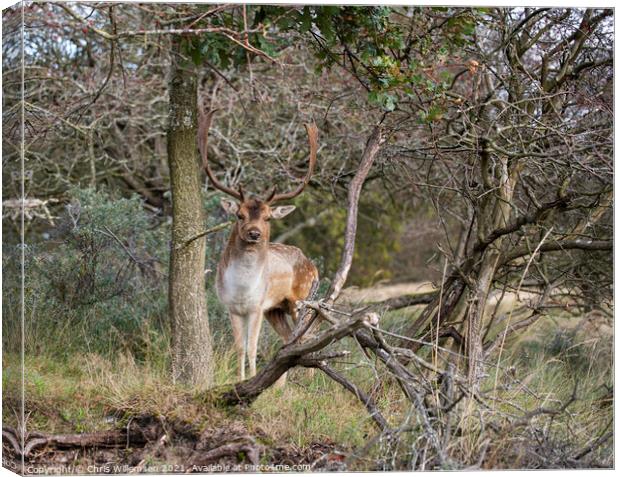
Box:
[266, 123, 318, 204]
[198, 109, 244, 201]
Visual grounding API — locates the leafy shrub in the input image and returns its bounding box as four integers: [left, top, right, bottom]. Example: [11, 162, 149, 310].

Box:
[3, 188, 170, 359]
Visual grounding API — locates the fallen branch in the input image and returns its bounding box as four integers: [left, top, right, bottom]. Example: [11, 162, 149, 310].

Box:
[2, 425, 152, 457]
[192, 440, 261, 466]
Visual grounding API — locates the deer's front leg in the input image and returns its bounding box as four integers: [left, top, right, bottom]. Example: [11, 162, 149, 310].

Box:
[246, 310, 264, 378]
[230, 313, 247, 381]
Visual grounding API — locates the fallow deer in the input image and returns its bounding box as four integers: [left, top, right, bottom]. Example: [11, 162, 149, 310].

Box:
[198, 110, 319, 385]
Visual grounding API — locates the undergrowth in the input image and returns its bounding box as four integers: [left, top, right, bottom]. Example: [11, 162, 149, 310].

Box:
[2, 188, 613, 469]
[3, 311, 612, 469]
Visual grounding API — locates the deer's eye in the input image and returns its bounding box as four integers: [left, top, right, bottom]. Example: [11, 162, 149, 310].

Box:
[236, 213, 244, 220]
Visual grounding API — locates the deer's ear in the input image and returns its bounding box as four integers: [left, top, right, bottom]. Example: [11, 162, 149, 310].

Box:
[221, 198, 239, 215]
[271, 205, 296, 219]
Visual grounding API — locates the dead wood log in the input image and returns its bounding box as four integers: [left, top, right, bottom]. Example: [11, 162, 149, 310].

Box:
[192, 441, 262, 466]
[1, 428, 21, 455]
[2, 425, 152, 457]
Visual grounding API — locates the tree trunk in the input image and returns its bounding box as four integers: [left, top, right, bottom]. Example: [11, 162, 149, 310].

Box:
[465, 155, 520, 388]
[167, 38, 213, 386]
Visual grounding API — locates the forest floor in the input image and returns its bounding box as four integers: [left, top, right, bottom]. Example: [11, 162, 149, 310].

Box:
[2, 283, 613, 472]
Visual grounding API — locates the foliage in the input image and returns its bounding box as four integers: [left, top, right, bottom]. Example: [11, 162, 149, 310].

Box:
[300, 6, 480, 113]
[1, 186, 249, 360]
[2, 188, 169, 359]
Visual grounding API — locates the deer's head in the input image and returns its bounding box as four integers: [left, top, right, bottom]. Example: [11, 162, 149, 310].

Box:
[198, 110, 318, 246]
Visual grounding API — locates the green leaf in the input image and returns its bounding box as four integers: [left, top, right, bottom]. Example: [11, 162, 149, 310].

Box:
[383, 94, 396, 111]
[315, 8, 336, 44]
[368, 90, 397, 112]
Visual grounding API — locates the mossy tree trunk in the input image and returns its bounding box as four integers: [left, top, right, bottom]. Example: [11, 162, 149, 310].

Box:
[167, 38, 213, 386]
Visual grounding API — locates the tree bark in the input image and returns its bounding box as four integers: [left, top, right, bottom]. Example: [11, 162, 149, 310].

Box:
[466, 155, 520, 387]
[167, 38, 214, 386]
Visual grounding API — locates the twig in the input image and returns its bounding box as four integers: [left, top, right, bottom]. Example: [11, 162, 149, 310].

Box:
[507, 380, 578, 430]
[176, 221, 233, 250]
[572, 429, 613, 461]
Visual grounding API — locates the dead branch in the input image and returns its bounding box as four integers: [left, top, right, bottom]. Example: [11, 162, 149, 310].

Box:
[327, 127, 385, 303]
[504, 381, 578, 431]
[176, 220, 233, 250]
[371, 290, 438, 310]
[213, 312, 373, 405]
[2, 425, 152, 457]
[473, 194, 576, 253]
[572, 429, 613, 461]
[191, 440, 261, 466]
[503, 239, 612, 263]
[317, 363, 390, 432]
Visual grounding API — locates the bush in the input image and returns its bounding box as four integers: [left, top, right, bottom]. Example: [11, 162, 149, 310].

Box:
[3, 188, 169, 359]
[2, 187, 255, 364]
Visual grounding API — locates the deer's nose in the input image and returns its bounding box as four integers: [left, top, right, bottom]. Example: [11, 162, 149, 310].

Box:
[248, 229, 261, 241]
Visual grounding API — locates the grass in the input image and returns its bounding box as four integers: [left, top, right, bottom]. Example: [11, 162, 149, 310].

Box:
[250, 371, 373, 448]
[2, 342, 377, 448]
[2, 306, 613, 469]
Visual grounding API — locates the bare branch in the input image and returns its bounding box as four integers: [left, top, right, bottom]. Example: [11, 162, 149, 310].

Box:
[327, 127, 385, 303]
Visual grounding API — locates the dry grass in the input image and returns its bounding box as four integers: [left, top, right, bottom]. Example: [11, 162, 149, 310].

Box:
[2, 307, 612, 470]
[3, 347, 377, 450]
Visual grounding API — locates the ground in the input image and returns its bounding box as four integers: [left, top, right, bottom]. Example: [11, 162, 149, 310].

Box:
[2, 284, 614, 472]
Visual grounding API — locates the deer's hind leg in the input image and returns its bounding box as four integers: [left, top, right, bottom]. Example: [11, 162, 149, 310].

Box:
[264, 307, 293, 343]
[285, 299, 316, 379]
[264, 307, 293, 388]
